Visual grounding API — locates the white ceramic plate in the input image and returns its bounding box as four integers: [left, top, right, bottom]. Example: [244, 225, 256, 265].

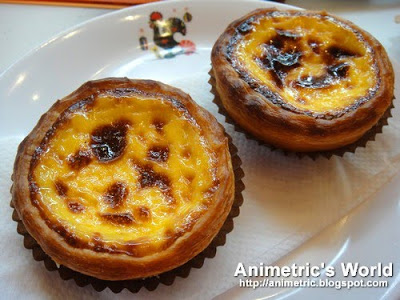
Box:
[1, 1, 399, 299]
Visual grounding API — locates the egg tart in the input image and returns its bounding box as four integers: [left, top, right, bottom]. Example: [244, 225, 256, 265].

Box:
[12, 78, 234, 281]
[211, 9, 394, 152]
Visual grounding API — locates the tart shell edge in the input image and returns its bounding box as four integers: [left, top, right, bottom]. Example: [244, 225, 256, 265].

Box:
[211, 8, 394, 152]
[11, 78, 235, 280]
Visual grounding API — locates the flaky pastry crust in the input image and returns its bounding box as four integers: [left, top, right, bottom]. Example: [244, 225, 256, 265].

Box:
[211, 8, 394, 152]
[12, 78, 234, 280]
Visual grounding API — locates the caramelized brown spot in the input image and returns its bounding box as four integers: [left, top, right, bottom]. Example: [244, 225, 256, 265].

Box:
[148, 146, 169, 162]
[90, 120, 130, 162]
[65, 233, 79, 247]
[138, 166, 170, 190]
[101, 212, 135, 225]
[296, 75, 330, 89]
[328, 63, 350, 78]
[55, 180, 68, 197]
[320, 45, 360, 67]
[182, 148, 191, 159]
[91, 233, 104, 252]
[257, 29, 360, 90]
[308, 39, 321, 54]
[136, 206, 151, 222]
[296, 63, 350, 89]
[327, 45, 358, 59]
[68, 201, 85, 213]
[258, 29, 303, 88]
[103, 182, 128, 209]
[67, 149, 92, 171]
[152, 119, 165, 132]
[185, 173, 195, 184]
[133, 162, 175, 205]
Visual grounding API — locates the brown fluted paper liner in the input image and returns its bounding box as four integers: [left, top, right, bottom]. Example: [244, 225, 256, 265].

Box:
[10, 134, 244, 293]
[209, 68, 394, 159]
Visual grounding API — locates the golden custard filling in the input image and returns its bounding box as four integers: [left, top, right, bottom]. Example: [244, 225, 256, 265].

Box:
[232, 13, 378, 114]
[30, 93, 218, 257]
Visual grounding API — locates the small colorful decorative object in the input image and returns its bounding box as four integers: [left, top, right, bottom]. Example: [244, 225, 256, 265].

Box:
[139, 10, 196, 59]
